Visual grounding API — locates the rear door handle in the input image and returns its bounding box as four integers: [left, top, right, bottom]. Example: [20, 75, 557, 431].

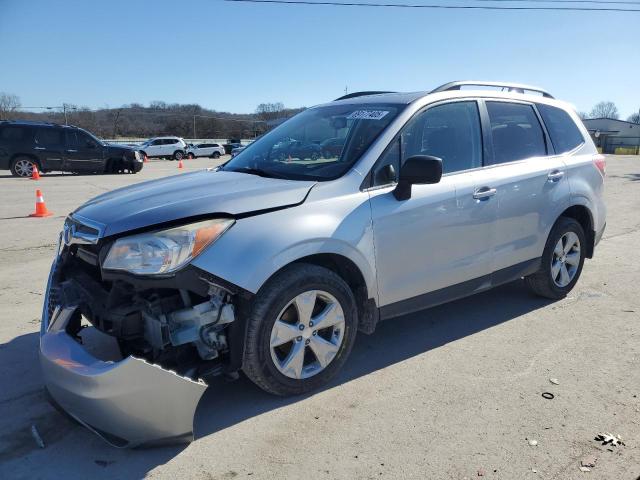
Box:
[34, 147, 45, 150]
[66, 149, 78, 153]
[473, 186, 497, 200]
[547, 170, 565, 182]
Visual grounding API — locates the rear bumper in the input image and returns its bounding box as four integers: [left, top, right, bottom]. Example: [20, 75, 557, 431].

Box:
[40, 258, 207, 448]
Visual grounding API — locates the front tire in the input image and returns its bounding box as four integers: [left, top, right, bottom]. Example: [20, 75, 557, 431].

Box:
[525, 216, 586, 299]
[173, 150, 184, 160]
[243, 264, 358, 396]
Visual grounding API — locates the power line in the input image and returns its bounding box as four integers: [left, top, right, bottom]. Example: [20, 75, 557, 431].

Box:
[223, 0, 640, 11]
[473, 0, 640, 4]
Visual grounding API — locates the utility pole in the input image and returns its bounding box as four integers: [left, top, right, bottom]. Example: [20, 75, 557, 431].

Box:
[193, 115, 196, 139]
[63, 104, 68, 125]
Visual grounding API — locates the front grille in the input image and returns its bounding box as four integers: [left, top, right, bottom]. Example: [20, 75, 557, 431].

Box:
[63, 215, 105, 246]
[46, 285, 59, 320]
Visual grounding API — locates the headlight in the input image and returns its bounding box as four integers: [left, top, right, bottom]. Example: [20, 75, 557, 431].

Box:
[103, 218, 234, 275]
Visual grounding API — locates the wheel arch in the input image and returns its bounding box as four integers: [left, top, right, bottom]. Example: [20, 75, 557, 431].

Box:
[10, 152, 40, 167]
[558, 204, 595, 258]
[259, 250, 378, 326]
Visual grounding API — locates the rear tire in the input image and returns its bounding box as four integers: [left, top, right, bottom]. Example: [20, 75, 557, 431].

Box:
[10, 156, 38, 177]
[212, 152, 221, 159]
[188, 153, 195, 159]
[525, 216, 586, 299]
[243, 264, 358, 396]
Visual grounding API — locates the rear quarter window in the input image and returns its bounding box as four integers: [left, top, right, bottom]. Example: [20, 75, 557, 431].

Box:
[0, 126, 27, 141]
[537, 104, 585, 154]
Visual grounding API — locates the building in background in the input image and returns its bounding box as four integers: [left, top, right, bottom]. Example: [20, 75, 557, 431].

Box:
[583, 118, 640, 154]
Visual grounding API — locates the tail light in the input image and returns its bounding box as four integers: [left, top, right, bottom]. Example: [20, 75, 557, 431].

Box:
[592, 154, 606, 177]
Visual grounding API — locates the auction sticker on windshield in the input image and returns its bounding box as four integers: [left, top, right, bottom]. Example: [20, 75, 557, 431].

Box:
[347, 110, 389, 120]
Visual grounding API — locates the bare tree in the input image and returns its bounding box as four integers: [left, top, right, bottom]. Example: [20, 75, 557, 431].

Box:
[577, 111, 590, 120]
[0, 92, 21, 120]
[627, 109, 640, 124]
[256, 102, 285, 122]
[589, 101, 619, 120]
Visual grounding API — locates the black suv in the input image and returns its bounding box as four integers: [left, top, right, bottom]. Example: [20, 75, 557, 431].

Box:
[0, 121, 143, 177]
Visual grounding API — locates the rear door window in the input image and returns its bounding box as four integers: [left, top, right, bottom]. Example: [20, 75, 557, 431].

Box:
[537, 104, 585, 154]
[34, 128, 63, 147]
[486, 102, 547, 164]
[65, 131, 78, 148]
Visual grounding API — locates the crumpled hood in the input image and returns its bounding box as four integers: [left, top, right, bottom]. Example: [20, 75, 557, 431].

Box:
[73, 170, 315, 236]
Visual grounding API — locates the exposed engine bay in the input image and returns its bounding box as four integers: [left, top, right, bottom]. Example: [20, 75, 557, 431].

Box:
[54, 241, 239, 382]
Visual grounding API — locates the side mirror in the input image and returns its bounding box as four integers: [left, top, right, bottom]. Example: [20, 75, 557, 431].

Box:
[393, 155, 442, 201]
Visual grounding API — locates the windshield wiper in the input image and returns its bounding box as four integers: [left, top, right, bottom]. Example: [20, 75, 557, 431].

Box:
[227, 167, 284, 179]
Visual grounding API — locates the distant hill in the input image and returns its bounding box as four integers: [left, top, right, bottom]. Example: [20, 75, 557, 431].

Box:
[8, 102, 304, 140]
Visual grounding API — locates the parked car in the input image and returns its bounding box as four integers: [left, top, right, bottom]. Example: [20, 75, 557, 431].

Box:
[139, 136, 187, 160]
[0, 120, 143, 177]
[186, 143, 225, 159]
[230, 145, 246, 158]
[40, 81, 606, 447]
[223, 142, 243, 154]
[320, 137, 345, 159]
[272, 138, 322, 161]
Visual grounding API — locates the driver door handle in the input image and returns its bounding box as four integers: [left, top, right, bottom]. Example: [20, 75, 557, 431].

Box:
[547, 170, 565, 182]
[66, 149, 78, 153]
[473, 186, 497, 200]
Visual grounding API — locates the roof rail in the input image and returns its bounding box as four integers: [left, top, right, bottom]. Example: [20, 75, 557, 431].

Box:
[334, 91, 396, 101]
[430, 81, 554, 99]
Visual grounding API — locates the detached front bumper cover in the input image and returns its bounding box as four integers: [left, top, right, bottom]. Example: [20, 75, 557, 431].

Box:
[39, 259, 207, 448]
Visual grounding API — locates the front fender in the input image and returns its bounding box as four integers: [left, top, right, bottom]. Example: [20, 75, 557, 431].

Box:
[192, 191, 378, 301]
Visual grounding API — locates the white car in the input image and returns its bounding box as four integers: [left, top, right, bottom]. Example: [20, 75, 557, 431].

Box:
[187, 142, 225, 159]
[139, 137, 187, 160]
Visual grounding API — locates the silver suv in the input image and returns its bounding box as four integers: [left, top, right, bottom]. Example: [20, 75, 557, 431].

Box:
[40, 81, 606, 447]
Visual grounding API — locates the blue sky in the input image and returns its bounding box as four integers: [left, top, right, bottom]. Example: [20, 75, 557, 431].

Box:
[1, 0, 638, 117]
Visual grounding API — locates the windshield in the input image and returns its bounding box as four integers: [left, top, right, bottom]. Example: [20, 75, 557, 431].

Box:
[222, 103, 400, 181]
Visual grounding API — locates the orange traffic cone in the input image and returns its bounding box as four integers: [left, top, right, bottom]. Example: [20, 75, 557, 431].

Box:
[31, 165, 41, 180]
[178, 159, 184, 169]
[29, 189, 53, 218]
[143, 154, 149, 163]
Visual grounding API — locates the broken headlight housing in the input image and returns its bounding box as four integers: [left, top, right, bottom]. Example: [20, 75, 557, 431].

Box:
[103, 218, 234, 275]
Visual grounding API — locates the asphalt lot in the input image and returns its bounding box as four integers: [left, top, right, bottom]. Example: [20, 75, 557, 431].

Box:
[0, 155, 638, 480]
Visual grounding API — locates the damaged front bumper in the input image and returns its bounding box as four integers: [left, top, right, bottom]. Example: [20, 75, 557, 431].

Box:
[39, 257, 208, 448]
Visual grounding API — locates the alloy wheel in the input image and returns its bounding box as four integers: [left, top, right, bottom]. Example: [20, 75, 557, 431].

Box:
[14, 159, 35, 177]
[269, 290, 345, 380]
[551, 232, 581, 287]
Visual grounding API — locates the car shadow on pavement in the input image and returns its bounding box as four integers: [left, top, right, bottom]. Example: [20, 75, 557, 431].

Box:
[195, 279, 552, 437]
[0, 279, 552, 479]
